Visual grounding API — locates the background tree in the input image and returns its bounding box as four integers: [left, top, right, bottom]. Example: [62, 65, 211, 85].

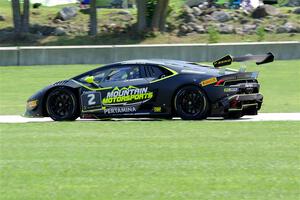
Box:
[89, 0, 97, 36]
[136, 0, 170, 33]
[22, 0, 30, 33]
[136, 0, 147, 33]
[151, 0, 169, 32]
[11, 0, 21, 36]
[11, 0, 30, 37]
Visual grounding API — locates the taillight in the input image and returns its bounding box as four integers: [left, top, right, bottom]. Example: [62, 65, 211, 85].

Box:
[215, 79, 225, 86]
[230, 96, 240, 108]
[230, 99, 238, 108]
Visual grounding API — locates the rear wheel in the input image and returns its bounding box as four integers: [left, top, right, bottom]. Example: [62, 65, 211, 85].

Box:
[46, 88, 79, 121]
[174, 86, 209, 120]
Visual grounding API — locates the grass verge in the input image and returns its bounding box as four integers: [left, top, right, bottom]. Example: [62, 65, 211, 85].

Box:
[0, 121, 300, 200]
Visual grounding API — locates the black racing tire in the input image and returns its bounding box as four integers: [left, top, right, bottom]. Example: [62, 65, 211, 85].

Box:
[174, 85, 209, 120]
[46, 87, 79, 121]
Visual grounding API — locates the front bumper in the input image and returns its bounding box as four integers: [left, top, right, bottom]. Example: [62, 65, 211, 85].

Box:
[211, 93, 263, 117]
[24, 90, 47, 118]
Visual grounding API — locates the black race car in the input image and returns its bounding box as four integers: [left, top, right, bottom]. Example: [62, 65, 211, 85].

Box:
[25, 53, 274, 121]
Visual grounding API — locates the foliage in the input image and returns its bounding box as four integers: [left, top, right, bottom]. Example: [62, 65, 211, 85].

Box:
[207, 26, 220, 43]
[256, 25, 266, 42]
[96, 0, 112, 7]
[278, 0, 289, 6]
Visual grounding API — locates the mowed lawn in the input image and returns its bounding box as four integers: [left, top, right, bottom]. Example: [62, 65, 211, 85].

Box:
[0, 61, 300, 200]
[0, 60, 300, 114]
[0, 121, 300, 200]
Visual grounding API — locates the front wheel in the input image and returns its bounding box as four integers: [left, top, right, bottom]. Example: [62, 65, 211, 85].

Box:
[46, 88, 79, 121]
[174, 86, 209, 120]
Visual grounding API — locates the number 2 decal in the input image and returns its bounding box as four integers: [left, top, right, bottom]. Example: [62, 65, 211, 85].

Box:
[81, 92, 101, 110]
[87, 94, 96, 105]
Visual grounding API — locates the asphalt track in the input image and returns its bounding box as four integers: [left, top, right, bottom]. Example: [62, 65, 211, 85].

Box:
[0, 113, 300, 123]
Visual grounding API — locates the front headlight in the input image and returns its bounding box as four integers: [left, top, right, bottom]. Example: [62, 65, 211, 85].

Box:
[27, 100, 38, 110]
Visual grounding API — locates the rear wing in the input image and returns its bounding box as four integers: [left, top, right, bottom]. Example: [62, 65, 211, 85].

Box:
[213, 52, 274, 68]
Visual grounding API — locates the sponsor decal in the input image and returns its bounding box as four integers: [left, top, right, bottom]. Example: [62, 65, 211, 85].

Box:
[245, 83, 254, 88]
[224, 88, 238, 92]
[102, 86, 153, 105]
[153, 107, 162, 112]
[104, 106, 136, 114]
[200, 77, 217, 87]
[81, 91, 102, 110]
[214, 59, 232, 65]
[213, 55, 233, 67]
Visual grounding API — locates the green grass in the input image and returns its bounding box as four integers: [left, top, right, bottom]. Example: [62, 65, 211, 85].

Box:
[0, 60, 299, 115]
[0, 64, 96, 115]
[0, 121, 300, 200]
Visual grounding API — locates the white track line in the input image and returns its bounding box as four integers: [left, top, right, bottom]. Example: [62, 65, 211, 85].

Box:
[0, 113, 300, 123]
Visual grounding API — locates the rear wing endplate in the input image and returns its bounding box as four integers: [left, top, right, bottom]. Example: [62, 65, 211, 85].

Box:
[213, 52, 274, 68]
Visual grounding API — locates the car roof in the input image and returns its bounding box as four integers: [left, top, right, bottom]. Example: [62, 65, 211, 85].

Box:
[117, 59, 236, 77]
[117, 59, 213, 71]
[118, 59, 198, 66]
[73, 59, 231, 80]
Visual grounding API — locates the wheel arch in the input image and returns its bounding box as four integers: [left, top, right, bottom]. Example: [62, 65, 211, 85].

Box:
[171, 83, 211, 115]
[42, 86, 81, 116]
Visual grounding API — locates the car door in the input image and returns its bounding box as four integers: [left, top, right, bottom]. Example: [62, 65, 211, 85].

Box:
[100, 65, 153, 107]
[77, 66, 113, 112]
[79, 64, 172, 115]
[92, 64, 155, 116]
[139, 64, 177, 114]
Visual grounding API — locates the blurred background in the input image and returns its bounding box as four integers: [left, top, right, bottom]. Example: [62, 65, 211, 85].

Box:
[0, 0, 299, 46]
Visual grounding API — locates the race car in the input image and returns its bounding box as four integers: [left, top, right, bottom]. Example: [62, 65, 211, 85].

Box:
[25, 52, 274, 121]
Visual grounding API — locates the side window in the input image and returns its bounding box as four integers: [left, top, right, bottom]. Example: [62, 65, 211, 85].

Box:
[103, 66, 141, 82]
[93, 69, 110, 83]
[79, 67, 111, 84]
[143, 65, 173, 80]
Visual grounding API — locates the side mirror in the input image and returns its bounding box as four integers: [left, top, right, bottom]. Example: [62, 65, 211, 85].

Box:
[84, 76, 95, 84]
